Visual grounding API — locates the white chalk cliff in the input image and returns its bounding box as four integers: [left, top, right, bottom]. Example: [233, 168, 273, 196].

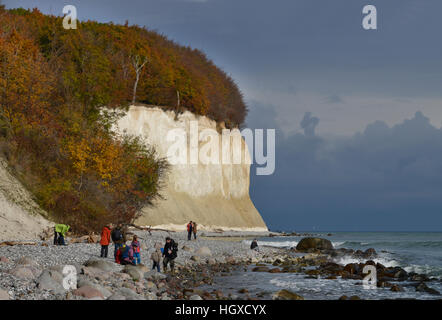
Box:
[114, 105, 268, 231]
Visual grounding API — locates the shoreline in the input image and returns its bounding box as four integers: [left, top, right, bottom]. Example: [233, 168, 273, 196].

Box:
[0, 230, 441, 300]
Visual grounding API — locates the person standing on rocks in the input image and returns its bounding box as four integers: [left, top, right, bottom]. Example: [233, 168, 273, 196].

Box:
[151, 243, 162, 272]
[251, 239, 259, 252]
[187, 221, 193, 241]
[192, 222, 197, 240]
[100, 224, 112, 258]
[163, 237, 178, 273]
[131, 235, 141, 265]
[54, 224, 70, 245]
[111, 224, 124, 260]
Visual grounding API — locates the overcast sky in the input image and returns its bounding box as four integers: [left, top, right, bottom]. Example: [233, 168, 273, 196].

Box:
[5, 0, 442, 231]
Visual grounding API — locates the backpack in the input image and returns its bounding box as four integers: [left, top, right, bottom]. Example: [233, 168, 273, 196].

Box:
[171, 241, 178, 258]
[121, 245, 130, 259]
[111, 229, 122, 242]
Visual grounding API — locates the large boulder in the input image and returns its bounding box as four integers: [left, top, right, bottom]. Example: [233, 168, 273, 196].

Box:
[37, 269, 70, 294]
[84, 259, 115, 272]
[123, 265, 144, 281]
[196, 247, 212, 256]
[73, 286, 104, 299]
[9, 266, 41, 279]
[295, 238, 333, 252]
[252, 266, 270, 272]
[272, 289, 304, 300]
[416, 283, 440, 295]
[144, 270, 167, 281]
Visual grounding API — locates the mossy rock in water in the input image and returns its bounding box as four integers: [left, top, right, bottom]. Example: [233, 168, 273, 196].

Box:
[272, 289, 304, 300]
[252, 266, 270, 272]
[295, 237, 333, 252]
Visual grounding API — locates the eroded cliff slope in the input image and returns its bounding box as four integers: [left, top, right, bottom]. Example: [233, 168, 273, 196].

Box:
[0, 158, 53, 240]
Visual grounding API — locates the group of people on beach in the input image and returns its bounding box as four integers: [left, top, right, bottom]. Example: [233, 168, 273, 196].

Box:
[99, 223, 179, 272]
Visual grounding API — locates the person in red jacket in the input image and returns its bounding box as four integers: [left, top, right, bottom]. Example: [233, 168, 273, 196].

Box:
[187, 221, 193, 241]
[100, 224, 112, 258]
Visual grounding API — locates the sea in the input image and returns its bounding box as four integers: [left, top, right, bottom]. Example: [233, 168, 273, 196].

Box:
[207, 232, 442, 300]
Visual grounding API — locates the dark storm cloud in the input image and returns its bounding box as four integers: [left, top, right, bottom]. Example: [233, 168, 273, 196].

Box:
[249, 105, 442, 231]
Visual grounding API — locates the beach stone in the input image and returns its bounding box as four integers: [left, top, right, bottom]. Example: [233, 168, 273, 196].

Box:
[390, 285, 404, 292]
[145, 292, 157, 300]
[77, 277, 112, 298]
[16, 256, 39, 267]
[296, 238, 333, 252]
[0, 289, 9, 300]
[190, 255, 200, 262]
[377, 281, 392, 288]
[37, 269, 69, 294]
[77, 276, 94, 288]
[252, 266, 270, 272]
[269, 268, 281, 273]
[196, 247, 212, 256]
[0, 256, 10, 263]
[73, 286, 104, 299]
[394, 269, 408, 279]
[190, 294, 203, 300]
[84, 259, 115, 272]
[118, 287, 145, 300]
[144, 270, 167, 281]
[272, 289, 304, 300]
[82, 266, 111, 280]
[409, 273, 429, 282]
[416, 283, 440, 295]
[146, 281, 157, 291]
[225, 256, 236, 264]
[9, 266, 40, 279]
[124, 265, 144, 281]
[182, 245, 194, 252]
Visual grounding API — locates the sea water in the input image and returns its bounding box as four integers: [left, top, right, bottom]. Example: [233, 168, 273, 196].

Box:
[209, 232, 442, 300]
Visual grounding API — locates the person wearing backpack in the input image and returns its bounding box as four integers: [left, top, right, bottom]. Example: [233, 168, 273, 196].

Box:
[131, 235, 141, 265]
[162, 237, 178, 272]
[100, 224, 112, 258]
[111, 224, 124, 260]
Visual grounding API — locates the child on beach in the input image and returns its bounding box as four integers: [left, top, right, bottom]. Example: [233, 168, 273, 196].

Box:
[151, 242, 162, 272]
[131, 235, 141, 265]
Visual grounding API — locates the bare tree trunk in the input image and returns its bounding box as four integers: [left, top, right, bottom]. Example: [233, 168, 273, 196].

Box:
[131, 55, 148, 104]
[176, 90, 180, 109]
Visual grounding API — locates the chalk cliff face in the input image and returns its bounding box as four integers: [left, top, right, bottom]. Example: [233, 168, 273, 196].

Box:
[114, 105, 268, 231]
